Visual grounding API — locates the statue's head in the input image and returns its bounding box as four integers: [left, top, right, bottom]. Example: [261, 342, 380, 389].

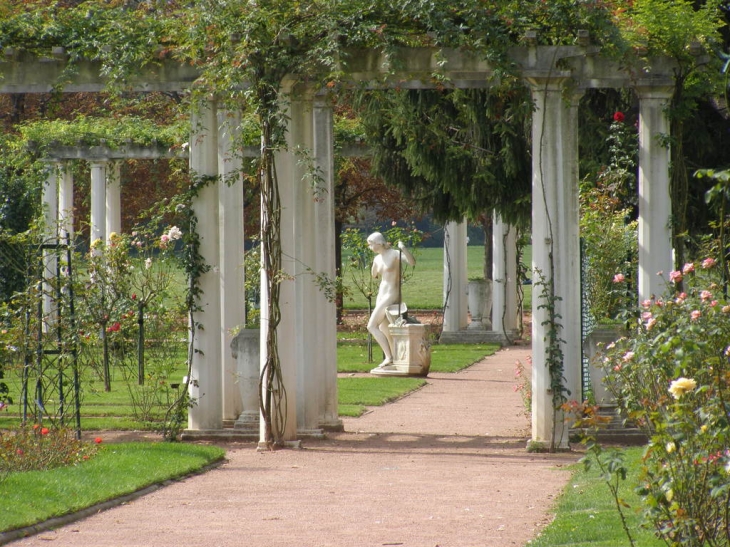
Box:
[367, 232, 387, 245]
[366, 232, 387, 247]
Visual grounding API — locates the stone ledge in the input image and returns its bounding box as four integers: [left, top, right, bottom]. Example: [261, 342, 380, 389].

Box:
[439, 330, 510, 345]
[181, 428, 327, 442]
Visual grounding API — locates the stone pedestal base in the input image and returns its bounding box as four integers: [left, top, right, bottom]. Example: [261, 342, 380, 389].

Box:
[439, 330, 512, 345]
[371, 324, 431, 377]
[233, 410, 259, 433]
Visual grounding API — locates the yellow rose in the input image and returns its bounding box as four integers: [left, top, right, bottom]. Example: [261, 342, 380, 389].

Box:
[668, 377, 697, 400]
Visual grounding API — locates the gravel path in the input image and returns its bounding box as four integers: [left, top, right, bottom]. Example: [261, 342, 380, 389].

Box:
[8, 344, 580, 547]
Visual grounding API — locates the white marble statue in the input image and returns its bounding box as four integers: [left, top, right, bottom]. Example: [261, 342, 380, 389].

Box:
[366, 231, 416, 368]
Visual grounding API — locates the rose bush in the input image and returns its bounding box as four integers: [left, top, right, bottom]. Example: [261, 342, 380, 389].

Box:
[597, 258, 730, 545]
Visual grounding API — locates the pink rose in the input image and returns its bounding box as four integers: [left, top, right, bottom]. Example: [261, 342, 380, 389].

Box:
[613, 273, 626, 283]
[702, 258, 717, 269]
[682, 262, 695, 274]
[669, 271, 683, 284]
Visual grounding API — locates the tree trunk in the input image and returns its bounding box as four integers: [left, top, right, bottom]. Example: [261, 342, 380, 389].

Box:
[481, 214, 493, 281]
[334, 219, 343, 324]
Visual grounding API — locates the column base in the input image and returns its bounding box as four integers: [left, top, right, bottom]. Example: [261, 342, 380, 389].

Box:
[439, 330, 511, 345]
[320, 418, 344, 432]
[233, 411, 259, 433]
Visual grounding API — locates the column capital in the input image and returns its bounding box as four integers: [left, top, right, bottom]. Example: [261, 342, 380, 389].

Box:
[633, 85, 674, 101]
[526, 76, 585, 105]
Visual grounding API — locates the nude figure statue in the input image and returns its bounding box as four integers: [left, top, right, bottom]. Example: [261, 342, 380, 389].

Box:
[366, 232, 416, 368]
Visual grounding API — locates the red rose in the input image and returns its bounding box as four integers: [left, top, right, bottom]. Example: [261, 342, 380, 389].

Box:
[41, 427, 49, 435]
[94, 437, 103, 444]
[613, 111, 625, 122]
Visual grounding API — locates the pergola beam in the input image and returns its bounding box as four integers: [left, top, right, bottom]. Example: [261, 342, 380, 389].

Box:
[1, 45, 676, 94]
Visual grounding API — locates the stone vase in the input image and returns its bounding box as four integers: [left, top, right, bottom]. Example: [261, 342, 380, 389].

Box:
[583, 325, 621, 406]
[467, 279, 493, 330]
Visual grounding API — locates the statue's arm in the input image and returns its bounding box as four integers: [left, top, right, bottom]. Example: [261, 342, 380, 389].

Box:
[397, 241, 416, 266]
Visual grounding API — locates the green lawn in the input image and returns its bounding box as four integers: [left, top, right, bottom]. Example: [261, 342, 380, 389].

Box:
[530, 446, 663, 547]
[342, 244, 532, 311]
[338, 339, 499, 373]
[342, 245, 487, 309]
[0, 340, 499, 429]
[0, 442, 225, 534]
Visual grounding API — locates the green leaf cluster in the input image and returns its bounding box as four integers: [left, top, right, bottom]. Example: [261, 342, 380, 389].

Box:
[17, 115, 187, 150]
[597, 259, 730, 544]
[358, 85, 532, 225]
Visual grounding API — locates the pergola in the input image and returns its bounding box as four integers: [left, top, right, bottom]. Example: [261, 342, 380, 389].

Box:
[0, 38, 677, 448]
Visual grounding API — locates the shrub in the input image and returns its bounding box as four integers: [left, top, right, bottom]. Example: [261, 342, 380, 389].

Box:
[0, 426, 99, 480]
[597, 257, 730, 545]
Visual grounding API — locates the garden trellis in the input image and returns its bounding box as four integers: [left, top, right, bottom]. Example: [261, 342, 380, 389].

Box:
[1, 32, 687, 449]
[0, 232, 82, 437]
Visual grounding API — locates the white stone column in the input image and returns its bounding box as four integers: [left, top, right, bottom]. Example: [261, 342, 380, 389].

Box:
[58, 163, 74, 241]
[217, 108, 245, 422]
[492, 213, 519, 337]
[313, 94, 342, 431]
[89, 161, 107, 248]
[260, 90, 300, 444]
[187, 99, 223, 431]
[287, 89, 322, 437]
[42, 162, 59, 330]
[442, 220, 468, 333]
[636, 86, 674, 302]
[527, 79, 583, 448]
[105, 161, 122, 242]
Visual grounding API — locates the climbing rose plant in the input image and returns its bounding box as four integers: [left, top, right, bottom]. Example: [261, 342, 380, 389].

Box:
[597, 257, 730, 545]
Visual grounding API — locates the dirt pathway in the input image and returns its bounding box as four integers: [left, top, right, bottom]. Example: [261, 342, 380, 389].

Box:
[9, 345, 580, 547]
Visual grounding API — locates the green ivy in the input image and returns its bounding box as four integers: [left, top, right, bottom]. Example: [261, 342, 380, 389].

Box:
[17, 115, 187, 150]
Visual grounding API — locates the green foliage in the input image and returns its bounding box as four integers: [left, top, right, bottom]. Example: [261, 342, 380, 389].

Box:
[18, 116, 187, 151]
[497, 0, 624, 49]
[358, 86, 532, 226]
[0, 426, 97, 479]
[597, 257, 730, 545]
[0, 136, 43, 304]
[619, 0, 726, 61]
[534, 269, 569, 451]
[0, 442, 225, 533]
[243, 242, 261, 328]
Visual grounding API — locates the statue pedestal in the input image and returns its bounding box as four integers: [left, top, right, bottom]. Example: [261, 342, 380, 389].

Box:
[370, 324, 431, 377]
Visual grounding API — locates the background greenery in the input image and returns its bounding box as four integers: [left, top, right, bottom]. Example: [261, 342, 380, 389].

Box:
[341, 244, 532, 310]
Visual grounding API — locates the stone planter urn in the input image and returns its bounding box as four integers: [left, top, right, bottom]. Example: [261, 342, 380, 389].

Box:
[583, 325, 621, 406]
[467, 279, 493, 330]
